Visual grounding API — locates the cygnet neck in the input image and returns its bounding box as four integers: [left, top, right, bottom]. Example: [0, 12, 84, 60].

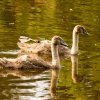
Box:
[71, 30, 79, 55]
[51, 43, 60, 68]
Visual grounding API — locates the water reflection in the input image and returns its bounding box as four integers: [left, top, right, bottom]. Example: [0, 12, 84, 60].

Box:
[0, 69, 50, 99]
[71, 55, 83, 83]
[0, 67, 61, 100]
[50, 68, 60, 98]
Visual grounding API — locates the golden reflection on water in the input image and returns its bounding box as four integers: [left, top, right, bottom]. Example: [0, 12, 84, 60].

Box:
[71, 55, 83, 83]
[0, 69, 50, 99]
[0, 67, 61, 99]
[50, 68, 60, 98]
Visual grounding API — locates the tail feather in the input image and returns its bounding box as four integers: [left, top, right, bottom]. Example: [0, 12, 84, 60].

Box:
[19, 36, 40, 43]
[19, 36, 33, 43]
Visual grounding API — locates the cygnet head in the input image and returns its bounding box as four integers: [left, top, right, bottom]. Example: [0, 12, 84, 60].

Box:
[51, 36, 68, 47]
[73, 25, 88, 35]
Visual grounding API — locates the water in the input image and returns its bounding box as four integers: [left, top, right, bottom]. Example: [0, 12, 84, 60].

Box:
[0, 0, 100, 100]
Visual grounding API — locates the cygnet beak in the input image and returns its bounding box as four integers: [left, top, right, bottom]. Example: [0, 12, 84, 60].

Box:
[61, 40, 68, 47]
[83, 30, 89, 35]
